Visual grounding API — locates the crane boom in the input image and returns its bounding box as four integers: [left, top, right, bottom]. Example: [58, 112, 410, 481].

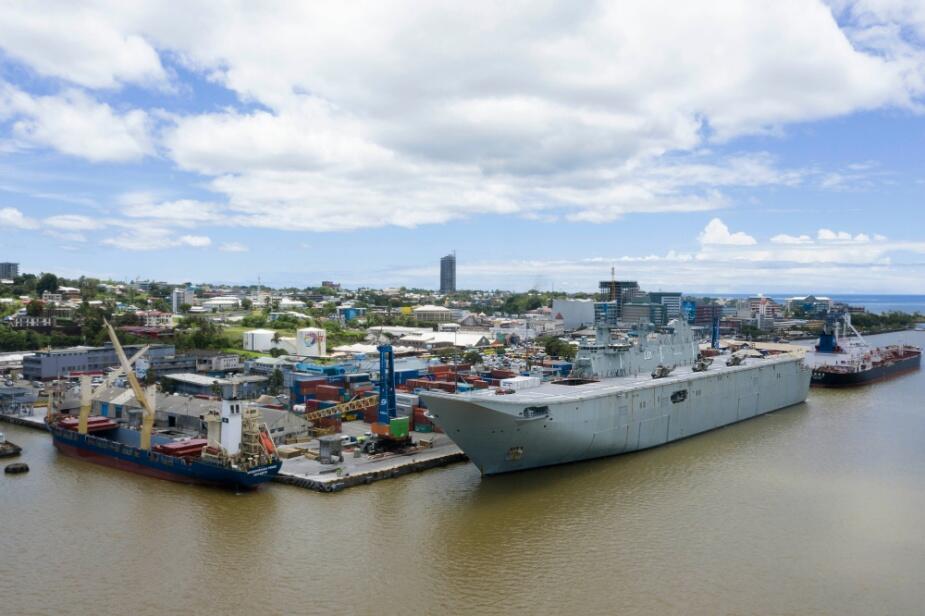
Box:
[303, 394, 377, 422]
[104, 319, 157, 450]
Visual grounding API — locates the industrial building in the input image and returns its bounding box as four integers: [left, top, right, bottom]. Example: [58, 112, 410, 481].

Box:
[440, 252, 456, 293]
[163, 373, 269, 398]
[551, 299, 595, 330]
[0, 386, 36, 416]
[91, 388, 310, 445]
[243, 327, 327, 356]
[22, 344, 176, 381]
[412, 305, 455, 323]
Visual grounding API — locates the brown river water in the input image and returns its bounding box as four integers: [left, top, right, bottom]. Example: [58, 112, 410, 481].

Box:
[2, 330, 924, 615]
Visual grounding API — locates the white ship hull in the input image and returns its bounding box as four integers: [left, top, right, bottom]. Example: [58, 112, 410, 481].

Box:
[421, 355, 811, 475]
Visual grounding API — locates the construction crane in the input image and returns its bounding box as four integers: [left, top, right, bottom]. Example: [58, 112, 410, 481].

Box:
[103, 319, 157, 450]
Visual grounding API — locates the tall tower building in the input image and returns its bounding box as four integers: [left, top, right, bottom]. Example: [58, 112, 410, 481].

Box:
[440, 253, 456, 294]
[0, 262, 19, 279]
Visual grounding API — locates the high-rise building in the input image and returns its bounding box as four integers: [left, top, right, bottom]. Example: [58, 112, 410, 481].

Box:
[171, 287, 195, 313]
[593, 301, 620, 327]
[598, 279, 638, 316]
[648, 292, 683, 319]
[440, 253, 456, 293]
[0, 262, 19, 279]
[622, 302, 668, 327]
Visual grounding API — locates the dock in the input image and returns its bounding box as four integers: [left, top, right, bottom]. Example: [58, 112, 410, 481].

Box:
[0, 406, 49, 431]
[3, 405, 467, 491]
[273, 421, 467, 493]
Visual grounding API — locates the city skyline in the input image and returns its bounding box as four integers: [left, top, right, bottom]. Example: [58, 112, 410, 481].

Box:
[2, 3, 925, 292]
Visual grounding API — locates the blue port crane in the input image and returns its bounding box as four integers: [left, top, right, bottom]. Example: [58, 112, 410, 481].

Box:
[377, 344, 396, 424]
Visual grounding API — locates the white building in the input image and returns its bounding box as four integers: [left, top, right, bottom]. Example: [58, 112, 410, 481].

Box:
[201, 296, 241, 311]
[171, 287, 195, 313]
[136, 310, 174, 327]
[551, 299, 595, 330]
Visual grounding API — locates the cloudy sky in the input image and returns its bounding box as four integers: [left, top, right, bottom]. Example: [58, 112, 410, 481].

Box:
[1, 1, 925, 292]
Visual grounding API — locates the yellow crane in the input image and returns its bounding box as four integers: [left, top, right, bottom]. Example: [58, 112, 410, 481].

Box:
[76, 345, 150, 435]
[303, 394, 378, 422]
[103, 319, 157, 450]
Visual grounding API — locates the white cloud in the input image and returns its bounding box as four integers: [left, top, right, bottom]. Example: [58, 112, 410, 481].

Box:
[771, 233, 813, 244]
[817, 228, 874, 241]
[698, 218, 757, 245]
[0, 206, 37, 229]
[0, 84, 153, 162]
[118, 195, 225, 226]
[385, 224, 925, 291]
[178, 235, 211, 248]
[102, 227, 212, 251]
[0, 4, 166, 88]
[1, 2, 922, 232]
[219, 242, 248, 252]
[44, 214, 104, 231]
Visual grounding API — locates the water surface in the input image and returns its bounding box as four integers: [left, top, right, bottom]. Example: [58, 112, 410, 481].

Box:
[2, 331, 923, 615]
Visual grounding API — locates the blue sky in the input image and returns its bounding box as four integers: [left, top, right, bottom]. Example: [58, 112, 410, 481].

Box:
[1, 1, 925, 293]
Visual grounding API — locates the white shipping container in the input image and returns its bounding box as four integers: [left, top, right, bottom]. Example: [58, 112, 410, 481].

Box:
[396, 393, 420, 406]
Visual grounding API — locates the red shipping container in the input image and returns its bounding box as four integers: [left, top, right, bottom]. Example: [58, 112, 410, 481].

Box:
[316, 385, 343, 401]
[362, 406, 378, 423]
[472, 380, 489, 389]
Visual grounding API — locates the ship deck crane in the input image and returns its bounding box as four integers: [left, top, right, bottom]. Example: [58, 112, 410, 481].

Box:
[103, 320, 157, 450]
[77, 345, 149, 435]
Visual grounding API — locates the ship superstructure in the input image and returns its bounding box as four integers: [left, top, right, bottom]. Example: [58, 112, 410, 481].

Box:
[421, 319, 811, 475]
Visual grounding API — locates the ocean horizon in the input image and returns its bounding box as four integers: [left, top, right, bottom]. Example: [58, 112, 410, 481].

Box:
[688, 293, 925, 315]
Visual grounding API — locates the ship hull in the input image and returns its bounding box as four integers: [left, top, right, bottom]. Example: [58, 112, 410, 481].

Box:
[811, 352, 921, 387]
[423, 356, 811, 476]
[49, 425, 281, 489]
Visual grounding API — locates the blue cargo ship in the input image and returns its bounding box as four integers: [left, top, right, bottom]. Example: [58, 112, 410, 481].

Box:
[48, 410, 281, 490]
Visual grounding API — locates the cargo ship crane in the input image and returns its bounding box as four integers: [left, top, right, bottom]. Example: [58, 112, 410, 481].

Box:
[77, 345, 149, 435]
[103, 320, 157, 450]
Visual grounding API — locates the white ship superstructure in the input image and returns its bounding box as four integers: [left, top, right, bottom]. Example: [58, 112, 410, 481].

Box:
[421, 319, 812, 475]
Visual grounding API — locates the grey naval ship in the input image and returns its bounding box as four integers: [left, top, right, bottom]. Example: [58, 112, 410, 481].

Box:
[421, 319, 812, 475]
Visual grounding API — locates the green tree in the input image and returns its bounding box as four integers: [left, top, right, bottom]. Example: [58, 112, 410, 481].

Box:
[241, 298, 253, 310]
[26, 300, 44, 317]
[144, 368, 158, 387]
[36, 273, 59, 296]
[268, 368, 284, 395]
[538, 336, 576, 360]
[462, 350, 482, 365]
